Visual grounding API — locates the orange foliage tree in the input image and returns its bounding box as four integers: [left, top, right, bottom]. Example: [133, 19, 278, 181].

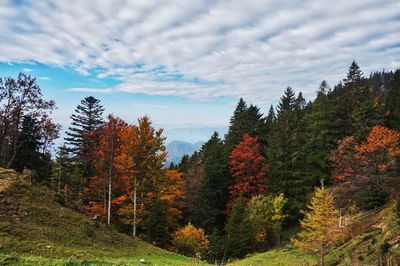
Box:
[114, 116, 167, 238]
[330, 136, 357, 181]
[83, 115, 127, 220]
[158, 169, 185, 230]
[355, 125, 400, 173]
[228, 134, 266, 212]
[172, 223, 209, 257]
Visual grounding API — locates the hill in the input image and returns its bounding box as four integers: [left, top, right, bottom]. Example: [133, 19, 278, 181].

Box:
[0, 168, 206, 265]
[166, 140, 204, 165]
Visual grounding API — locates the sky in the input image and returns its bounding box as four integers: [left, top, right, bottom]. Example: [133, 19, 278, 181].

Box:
[0, 0, 399, 143]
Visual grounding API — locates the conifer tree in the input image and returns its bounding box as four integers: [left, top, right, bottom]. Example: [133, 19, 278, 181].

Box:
[146, 197, 169, 248]
[195, 132, 229, 234]
[65, 96, 104, 177]
[266, 87, 308, 217]
[226, 196, 256, 258]
[386, 69, 400, 131]
[302, 81, 339, 184]
[292, 186, 346, 266]
[224, 98, 264, 153]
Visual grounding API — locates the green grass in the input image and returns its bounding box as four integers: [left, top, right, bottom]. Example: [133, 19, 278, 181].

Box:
[0, 169, 206, 266]
[227, 246, 318, 266]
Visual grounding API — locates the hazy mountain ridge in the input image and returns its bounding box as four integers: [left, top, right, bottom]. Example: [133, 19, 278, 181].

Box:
[166, 140, 204, 165]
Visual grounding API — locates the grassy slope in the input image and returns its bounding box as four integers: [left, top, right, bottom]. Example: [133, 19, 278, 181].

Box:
[0, 169, 206, 266]
[227, 247, 317, 266]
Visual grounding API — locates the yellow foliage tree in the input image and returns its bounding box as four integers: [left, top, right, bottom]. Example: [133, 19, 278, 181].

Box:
[172, 223, 209, 257]
[292, 186, 346, 266]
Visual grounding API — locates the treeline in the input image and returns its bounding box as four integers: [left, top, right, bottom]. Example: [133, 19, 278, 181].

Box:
[1, 62, 400, 263]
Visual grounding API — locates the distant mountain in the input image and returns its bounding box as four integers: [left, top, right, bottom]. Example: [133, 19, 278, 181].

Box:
[166, 140, 204, 166]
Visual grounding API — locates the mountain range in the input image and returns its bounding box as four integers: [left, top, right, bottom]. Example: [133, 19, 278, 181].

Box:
[165, 140, 204, 166]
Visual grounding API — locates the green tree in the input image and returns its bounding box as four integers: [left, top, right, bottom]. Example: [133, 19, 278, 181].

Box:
[145, 197, 169, 248]
[385, 69, 400, 131]
[301, 81, 339, 184]
[224, 98, 264, 153]
[266, 87, 308, 217]
[226, 196, 256, 258]
[65, 96, 104, 177]
[195, 132, 229, 234]
[11, 115, 52, 183]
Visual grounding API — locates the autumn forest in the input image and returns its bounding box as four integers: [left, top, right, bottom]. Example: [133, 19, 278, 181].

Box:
[1, 61, 400, 265]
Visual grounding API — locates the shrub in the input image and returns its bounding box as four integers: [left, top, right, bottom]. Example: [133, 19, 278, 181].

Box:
[355, 181, 388, 210]
[172, 223, 209, 257]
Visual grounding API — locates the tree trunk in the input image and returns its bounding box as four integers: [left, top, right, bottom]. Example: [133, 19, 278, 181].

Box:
[133, 176, 137, 238]
[107, 135, 114, 225]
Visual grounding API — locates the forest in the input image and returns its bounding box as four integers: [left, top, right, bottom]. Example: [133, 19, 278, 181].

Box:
[1, 61, 400, 265]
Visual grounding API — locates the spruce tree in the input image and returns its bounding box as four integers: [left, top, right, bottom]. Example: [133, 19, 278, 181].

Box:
[146, 197, 169, 248]
[224, 98, 264, 153]
[11, 115, 52, 183]
[65, 96, 104, 177]
[386, 69, 400, 131]
[332, 61, 384, 140]
[195, 132, 229, 234]
[266, 87, 308, 217]
[226, 196, 256, 258]
[302, 81, 339, 184]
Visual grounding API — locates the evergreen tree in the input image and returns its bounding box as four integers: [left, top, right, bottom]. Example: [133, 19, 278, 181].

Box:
[226, 196, 256, 258]
[302, 81, 339, 184]
[385, 69, 400, 131]
[224, 98, 264, 153]
[65, 96, 104, 177]
[195, 132, 229, 234]
[146, 197, 169, 248]
[11, 115, 52, 183]
[266, 87, 308, 217]
[332, 61, 384, 140]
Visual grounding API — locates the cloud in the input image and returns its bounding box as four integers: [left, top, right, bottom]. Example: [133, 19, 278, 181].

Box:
[22, 68, 32, 72]
[66, 87, 113, 94]
[0, 0, 399, 103]
[37, 76, 51, 80]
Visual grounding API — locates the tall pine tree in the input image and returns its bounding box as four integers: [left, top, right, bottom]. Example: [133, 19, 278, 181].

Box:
[195, 132, 229, 234]
[65, 96, 104, 177]
[386, 69, 400, 131]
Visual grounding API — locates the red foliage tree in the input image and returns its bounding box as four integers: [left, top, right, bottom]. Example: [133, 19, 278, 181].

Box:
[227, 134, 266, 212]
[355, 125, 400, 173]
[330, 136, 357, 181]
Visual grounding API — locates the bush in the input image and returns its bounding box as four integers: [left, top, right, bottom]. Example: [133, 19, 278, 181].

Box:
[394, 197, 400, 221]
[355, 181, 388, 210]
[172, 223, 209, 257]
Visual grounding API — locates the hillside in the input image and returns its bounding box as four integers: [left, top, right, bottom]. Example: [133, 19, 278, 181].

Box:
[227, 204, 400, 266]
[0, 169, 206, 266]
[166, 140, 204, 165]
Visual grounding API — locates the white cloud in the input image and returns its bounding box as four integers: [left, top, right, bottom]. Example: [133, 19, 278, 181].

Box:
[66, 87, 113, 94]
[0, 0, 399, 103]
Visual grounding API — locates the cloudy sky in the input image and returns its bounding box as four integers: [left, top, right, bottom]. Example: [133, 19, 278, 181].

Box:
[0, 0, 399, 142]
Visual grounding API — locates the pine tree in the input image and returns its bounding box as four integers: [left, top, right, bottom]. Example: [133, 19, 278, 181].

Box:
[195, 132, 229, 234]
[224, 98, 264, 153]
[332, 61, 384, 140]
[292, 186, 346, 266]
[146, 197, 169, 248]
[386, 69, 400, 131]
[65, 96, 104, 177]
[302, 81, 339, 184]
[226, 196, 256, 258]
[266, 87, 308, 217]
[11, 115, 52, 183]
